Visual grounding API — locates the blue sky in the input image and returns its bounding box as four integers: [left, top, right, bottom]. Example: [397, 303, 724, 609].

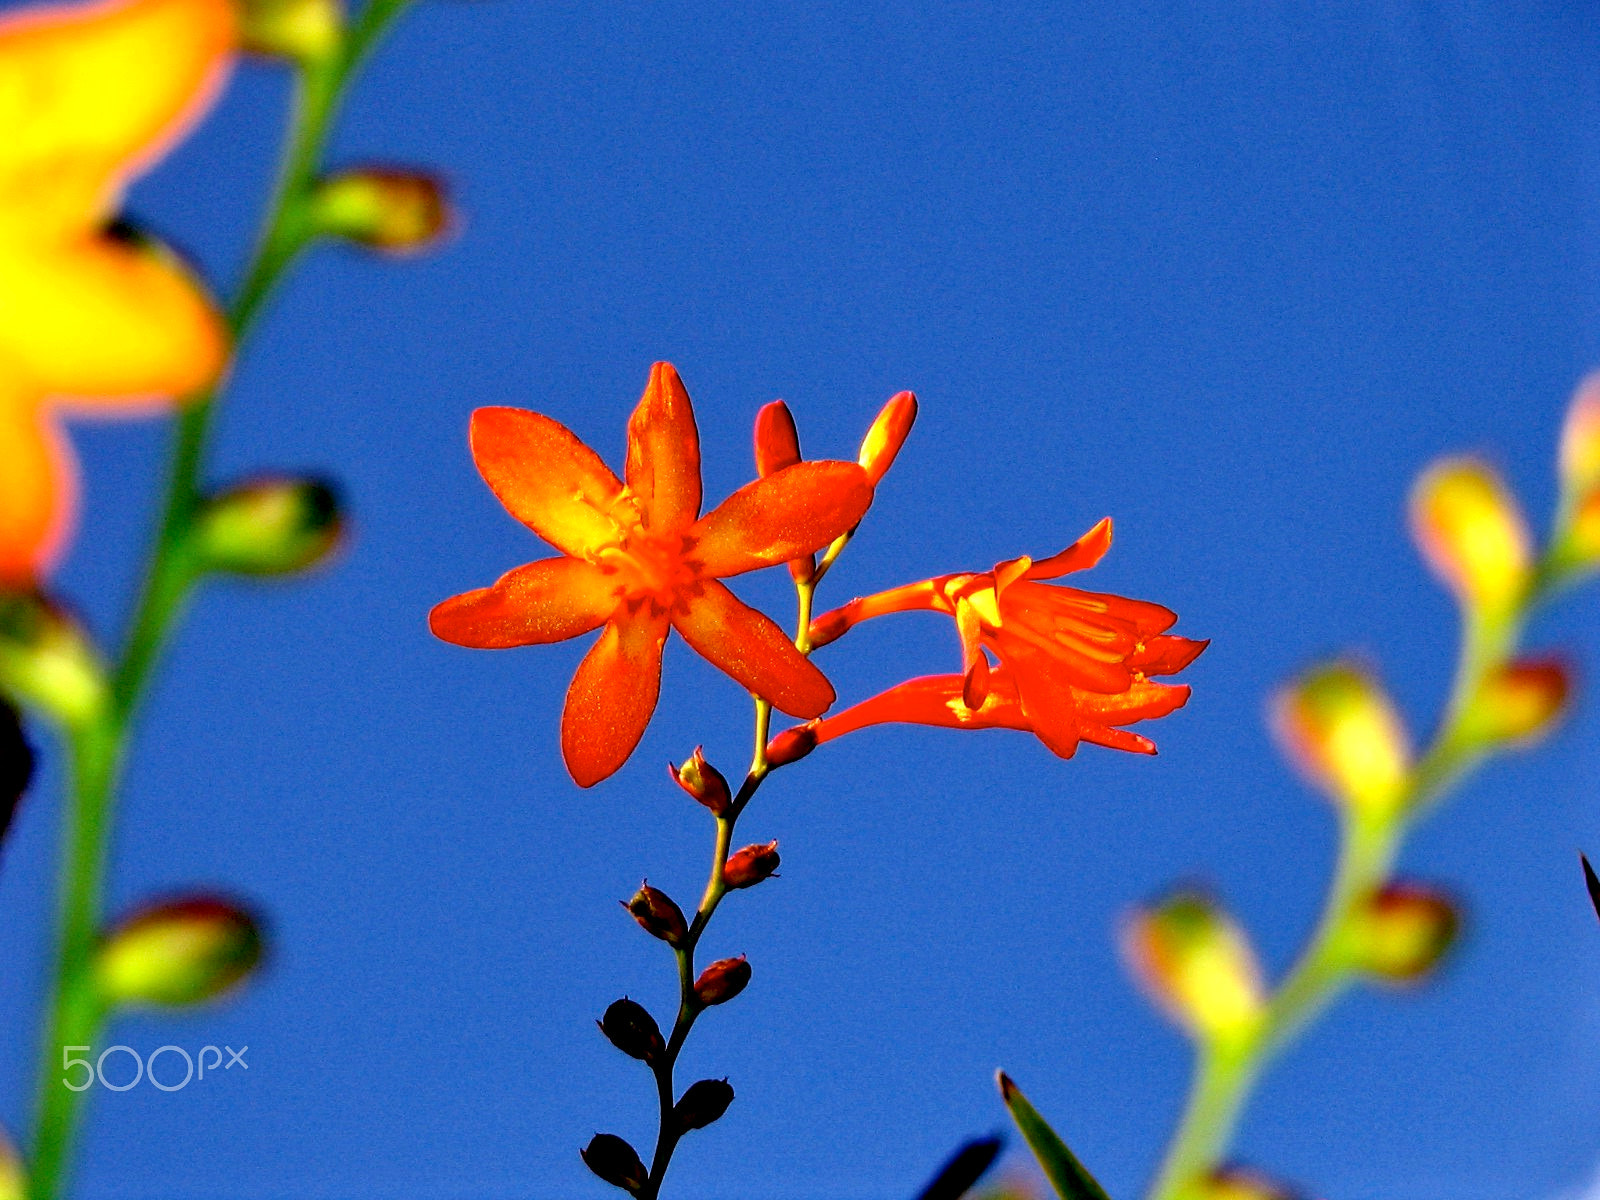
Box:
[3, 2, 1600, 1198]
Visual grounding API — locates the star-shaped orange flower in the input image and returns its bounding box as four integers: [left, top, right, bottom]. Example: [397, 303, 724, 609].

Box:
[431, 362, 875, 787]
[0, 0, 236, 585]
[808, 518, 1205, 757]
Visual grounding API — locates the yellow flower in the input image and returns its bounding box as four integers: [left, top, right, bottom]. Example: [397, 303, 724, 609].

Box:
[0, 0, 235, 585]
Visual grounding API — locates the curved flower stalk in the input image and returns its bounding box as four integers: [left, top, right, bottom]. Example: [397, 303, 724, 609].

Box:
[0, 0, 444, 1195]
[433, 373, 1203, 1197]
[991, 376, 1600, 1200]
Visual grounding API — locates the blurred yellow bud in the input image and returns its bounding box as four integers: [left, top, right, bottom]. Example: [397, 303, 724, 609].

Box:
[0, 1127, 22, 1200]
[1350, 882, 1458, 985]
[311, 169, 451, 255]
[240, 0, 343, 62]
[1559, 489, 1600, 570]
[1197, 1167, 1301, 1200]
[98, 897, 262, 1008]
[1272, 663, 1410, 818]
[0, 594, 107, 729]
[858, 391, 918, 486]
[196, 477, 343, 577]
[1460, 657, 1570, 748]
[1561, 372, 1600, 494]
[1409, 458, 1531, 613]
[1122, 891, 1264, 1043]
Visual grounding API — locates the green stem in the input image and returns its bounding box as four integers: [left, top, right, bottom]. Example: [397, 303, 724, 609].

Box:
[28, 8, 414, 1197]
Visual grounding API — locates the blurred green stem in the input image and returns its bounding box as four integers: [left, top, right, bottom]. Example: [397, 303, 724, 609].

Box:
[28, 7, 414, 1197]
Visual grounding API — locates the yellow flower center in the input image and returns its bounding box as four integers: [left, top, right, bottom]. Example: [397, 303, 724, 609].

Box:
[592, 492, 703, 617]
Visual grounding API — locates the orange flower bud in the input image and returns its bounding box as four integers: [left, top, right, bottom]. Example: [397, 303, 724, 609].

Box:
[98, 897, 262, 1008]
[623, 883, 687, 946]
[1409, 457, 1531, 613]
[670, 747, 731, 817]
[0, 594, 107, 729]
[598, 998, 663, 1062]
[311, 168, 451, 255]
[195, 477, 342, 577]
[693, 955, 751, 1006]
[240, 0, 343, 62]
[765, 723, 818, 767]
[858, 391, 917, 485]
[673, 1078, 735, 1131]
[0, 1126, 22, 1200]
[723, 841, 779, 889]
[1122, 892, 1264, 1042]
[581, 1133, 647, 1194]
[754, 400, 802, 477]
[1272, 663, 1410, 818]
[1199, 1166, 1301, 1200]
[1351, 882, 1458, 984]
[1461, 657, 1570, 748]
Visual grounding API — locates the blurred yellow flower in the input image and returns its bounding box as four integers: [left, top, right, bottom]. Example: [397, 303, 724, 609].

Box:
[0, 0, 235, 585]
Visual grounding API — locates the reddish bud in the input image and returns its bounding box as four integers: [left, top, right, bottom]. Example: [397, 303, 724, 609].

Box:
[670, 747, 731, 816]
[598, 998, 664, 1062]
[754, 400, 802, 477]
[858, 391, 918, 485]
[765, 723, 818, 767]
[724, 841, 780, 889]
[1463, 657, 1571, 747]
[623, 883, 687, 946]
[674, 1078, 735, 1131]
[311, 168, 451, 254]
[581, 1133, 647, 1193]
[1352, 882, 1459, 984]
[694, 955, 751, 1006]
[98, 897, 262, 1008]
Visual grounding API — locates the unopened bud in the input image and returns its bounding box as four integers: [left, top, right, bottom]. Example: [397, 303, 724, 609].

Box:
[98, 897, 262, 1008]
[1461, 657, 1570, 748]
[0, 1126, 21, 1200]
[1352, 882, 1458, 984]
[806, 606, 852, 649]
[693, 955, 750, 1006]
[1272, 662, 1410, 818]
[0, 593, 107, 728]
[1561, 373, 1600, 495]
[858, 391, 917, 486]
[623, 883, 687, 946]
[670, 747, 731, 817]
[754, 400, 802, 477]
[311, 169, 451, 254]
[1410, 457, 1531, 614]
[580, 1133, 646, 1194]
[598, 998, 664, 1062]
[765, 723, 817, 767]
[195, 477, 342, 576]
[1558, 489, 1600, 572]
[1198, 1166, 1301, 1200]
[674, 1078, 735, 1131]
[240, 0, 342, 63]
[723, 841, 779, 889]
[1122, 891, 1264, 1043]
[0, 700, 32, 852]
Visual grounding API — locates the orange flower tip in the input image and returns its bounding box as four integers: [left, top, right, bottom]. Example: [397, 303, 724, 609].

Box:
[1023, 516, 1115, 579]
[754, 399, 802, 477]
[1409, 457, 1532, 611]
[858, 391, 917, 485]
[310, 167, 451, 255]
[765, 722, 818, 767]
[240, 0, 341, 62]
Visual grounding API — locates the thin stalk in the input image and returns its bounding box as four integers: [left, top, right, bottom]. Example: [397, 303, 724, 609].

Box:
[28, 8, 414, 1197]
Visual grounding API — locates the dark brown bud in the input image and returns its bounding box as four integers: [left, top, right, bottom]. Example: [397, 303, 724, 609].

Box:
[669, 747, 731, 817]
[723, 841, 780, 890]
[598, 998, 664, 1062]
[674, 1078, 734, 1131]
[580, 1133, 647, 1193]
[623, 883, 688, 946]
[693, 955, 751, 1006]
[765, 723, 817, 767]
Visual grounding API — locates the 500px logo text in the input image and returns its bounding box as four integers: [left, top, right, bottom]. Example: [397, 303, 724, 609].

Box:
[61, 1045, 248, 1092]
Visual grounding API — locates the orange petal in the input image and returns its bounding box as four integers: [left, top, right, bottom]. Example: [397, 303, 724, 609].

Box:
[1078, 680, 1191, 723]
[754, 398, 801, 477]
[0, 0, 236, 238]
[1023, 518, 1114, 580]
[672, 580, 835, 717]
[813, 673, 1031, 743]
[691, 461, 872, 577]
[0, 400, 74, 585]
[429, 557, 617, 648]
[624, 362, 701, 531]
[1137, 635, 1209, 676]
[993, 622, 1135, 694]
[0, 235, 226, 400]
[560, 611, 669, 787]
[468, 407, 626, 560]
[1080, 725, 1157, 754]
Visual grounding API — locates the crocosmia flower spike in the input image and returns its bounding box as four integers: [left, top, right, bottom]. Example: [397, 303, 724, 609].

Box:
[430, 362, 874, 787]
[0, 0, 235, 585]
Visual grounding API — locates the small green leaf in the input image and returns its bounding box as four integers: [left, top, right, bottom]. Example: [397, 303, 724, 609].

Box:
[996, 1071, 1113, 1200]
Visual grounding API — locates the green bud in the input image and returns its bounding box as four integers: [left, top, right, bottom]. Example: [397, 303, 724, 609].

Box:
[240, 0, 343, 64]
[311, 169, 451, 254]
[195, 477, 342, 577]
[0, 593, 107, 728]
[98, 897, 262, 1008]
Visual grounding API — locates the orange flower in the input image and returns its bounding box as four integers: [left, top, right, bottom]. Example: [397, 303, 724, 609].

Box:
[808, 518, 1205, 757]
[0, 0, 235, 585]
[431, 362, 875, 787]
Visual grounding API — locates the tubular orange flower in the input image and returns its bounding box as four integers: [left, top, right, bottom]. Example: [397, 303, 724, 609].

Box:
[807, 517, 1205, 757]
[0, 0, 235, 585]
[430, 362, 875, 787]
